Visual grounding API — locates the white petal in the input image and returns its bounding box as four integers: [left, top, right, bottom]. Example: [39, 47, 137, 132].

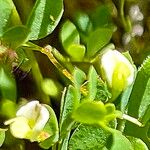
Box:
[101, 50, 135, 87]
[16, 101, 41, 121]
[101, 49, 117, 86]
[33, 105, 49, 131]
[10, 117, 31, 139]
[113, 50, 135, 86]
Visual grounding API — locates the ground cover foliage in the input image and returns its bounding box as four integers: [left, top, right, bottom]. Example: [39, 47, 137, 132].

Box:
[0, 0, 150, 149]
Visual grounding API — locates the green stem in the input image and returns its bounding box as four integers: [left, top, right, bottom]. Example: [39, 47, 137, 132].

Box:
[57, 140, 62, 150]
[120, 0, 127, 31]
[122, 114, 142, 127]
[52, 143, 57, 150]
[116, 119, 125, 132]
[57, 132, 70, 150]
[41, 45, 74, 82]
[25, 49, 50, 104]
[23, 43, 74, 82]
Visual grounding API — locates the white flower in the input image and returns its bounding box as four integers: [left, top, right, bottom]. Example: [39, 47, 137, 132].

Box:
[5, 101, 50, 142]
[100, 50, 135, 100]
[129, 5, 143, 22]
[122, 33, 131, 45]
[131, 24, 144, 37]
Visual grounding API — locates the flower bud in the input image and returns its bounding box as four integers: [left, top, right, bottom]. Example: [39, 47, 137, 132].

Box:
[100, 50, 135, 101]
[4, 101, 50, 142]
[129, 5, 143, 22]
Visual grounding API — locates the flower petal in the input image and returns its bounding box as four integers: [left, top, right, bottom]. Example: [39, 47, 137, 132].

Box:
[101, 49, 116, 86]
[101, 50, 135, 88]
[10, 116, 31, 139]
[33, 105, 49, 131]
[16, 101, 41, 122]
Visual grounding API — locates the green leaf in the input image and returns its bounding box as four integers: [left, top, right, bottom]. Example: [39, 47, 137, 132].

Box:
[1, 25, 29, 49]
[0, 129, 6, 147]
[128, 137, 149, 150]
[86, 66, 98, 101]
[90, 5, 112, 28]
[122, 51, 135, 65]
[69, 124, 110, 150]
[60, 132, 70, 150]
[59, 86, 78, 138]
[27, 0, 63, 40]
[0, 0, 21, 36]
[41, 78, 61, 97]
[72, 101, 118, 126]
[0, 0, 13, 36]
[51, 47, 74, 72]
[39, 105, 59, 149]
[0, 99, 16, 118]
[72, 101, 106, 125]
[15, 48, 31, 72]
[141, 106, 150, 126]
[0, 66, 16, 101]
[124, 122, 150, 148]
[60, 86, 78, 126]
[59, 88, 67, 128]
[126, 56, 150, 123]
[139, 79, 150, 123]
[124, 56, 150, 148]
[86, 28, 113, 57]
[67, 44, 86, 61]
[61, 20, 80, 51]
[108, 130, 133, 150]
[120, 84, 134, 113]
[74, 12, 92, 35]
[73, 67, 86, 100]
[73, 67, 86, 90]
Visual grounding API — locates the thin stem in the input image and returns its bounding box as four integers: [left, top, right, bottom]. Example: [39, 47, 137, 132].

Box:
[24, 43, 74, 84]
[122, 114, 142, 127]
[41, 45, 74, 82]
[116, 119, 125, 132]
[120, 0, 127, 31]
[99, 123, 114, 133]
[25, 49, 50, 104]
[57, 132, 70, 150]
[52, 143, 57, 150]
[57, 140, 62, 150]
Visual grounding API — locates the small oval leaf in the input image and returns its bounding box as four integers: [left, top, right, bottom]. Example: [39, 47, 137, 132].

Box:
[86, 28, 113, 57]
[27, 0, 64, 40]
[0, 129, 6, 147]
[72, 101, 106, 125]
[1, 25, 29, 49]
[60, 20, 80, 51]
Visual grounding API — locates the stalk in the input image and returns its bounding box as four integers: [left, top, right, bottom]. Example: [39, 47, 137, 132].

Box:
[25, 49, 50, 104]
